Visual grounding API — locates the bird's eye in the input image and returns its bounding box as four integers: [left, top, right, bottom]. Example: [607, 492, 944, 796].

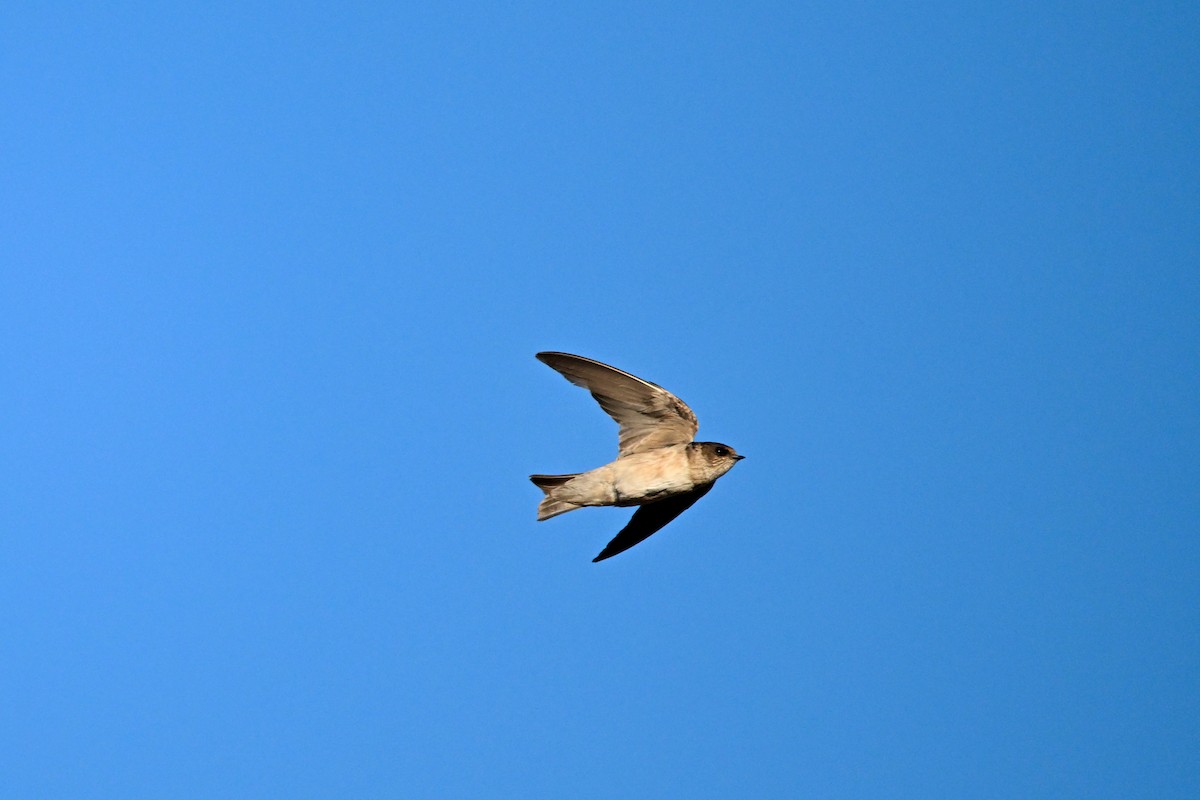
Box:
[715, 447, 729, 457]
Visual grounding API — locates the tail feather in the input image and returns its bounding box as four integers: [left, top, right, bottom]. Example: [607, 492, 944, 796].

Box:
[529, 473, 582, 521]
[530, 473, 579, 491]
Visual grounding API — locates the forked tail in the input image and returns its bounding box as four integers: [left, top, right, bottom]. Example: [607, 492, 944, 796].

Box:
[529, 473, 582, 521]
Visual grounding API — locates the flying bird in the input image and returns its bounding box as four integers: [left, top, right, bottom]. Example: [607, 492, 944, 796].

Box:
[530, 352, 744, 562]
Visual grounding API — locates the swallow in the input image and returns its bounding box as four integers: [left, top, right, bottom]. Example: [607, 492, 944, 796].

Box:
[530, 352, 743, 562]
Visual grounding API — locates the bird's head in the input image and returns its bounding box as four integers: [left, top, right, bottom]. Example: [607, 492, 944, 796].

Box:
[693, 441, 745, 481]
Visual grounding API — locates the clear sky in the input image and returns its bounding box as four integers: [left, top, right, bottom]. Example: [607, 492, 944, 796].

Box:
[2, 2, 1197, 797]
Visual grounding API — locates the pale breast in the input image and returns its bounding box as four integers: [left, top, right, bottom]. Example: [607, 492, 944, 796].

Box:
[609, 447, 695, 505]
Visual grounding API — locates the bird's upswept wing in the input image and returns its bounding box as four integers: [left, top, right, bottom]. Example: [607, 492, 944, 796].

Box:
[536, 352, 698, 456]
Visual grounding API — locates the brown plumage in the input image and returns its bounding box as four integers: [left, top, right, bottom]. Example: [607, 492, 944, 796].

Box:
[530, 352, 744, 562]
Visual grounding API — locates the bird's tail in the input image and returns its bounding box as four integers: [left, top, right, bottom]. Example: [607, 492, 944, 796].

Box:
[529, 473, 582, 521]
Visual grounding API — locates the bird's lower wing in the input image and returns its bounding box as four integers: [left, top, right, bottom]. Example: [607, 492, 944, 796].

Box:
[592, 483, 714, 562]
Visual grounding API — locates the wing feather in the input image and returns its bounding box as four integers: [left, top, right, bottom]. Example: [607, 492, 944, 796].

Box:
[592, 484, 713, 562]
[536, 352, 698, 455]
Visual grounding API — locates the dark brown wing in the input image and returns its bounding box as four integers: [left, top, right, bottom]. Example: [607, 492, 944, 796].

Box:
[537, 352, 698, 456]
[592, 484, 714, 562]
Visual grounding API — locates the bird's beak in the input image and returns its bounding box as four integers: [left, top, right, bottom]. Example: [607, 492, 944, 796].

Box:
[734, 455, 746, 460]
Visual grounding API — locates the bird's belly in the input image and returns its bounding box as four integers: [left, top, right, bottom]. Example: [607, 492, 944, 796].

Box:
[610, 452, 694, 506]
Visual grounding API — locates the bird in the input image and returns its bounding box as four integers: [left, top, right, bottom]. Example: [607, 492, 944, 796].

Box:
[530, 352, 744, 562]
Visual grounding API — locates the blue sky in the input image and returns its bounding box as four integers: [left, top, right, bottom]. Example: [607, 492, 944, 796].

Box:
[2, 2, 1197, 797]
